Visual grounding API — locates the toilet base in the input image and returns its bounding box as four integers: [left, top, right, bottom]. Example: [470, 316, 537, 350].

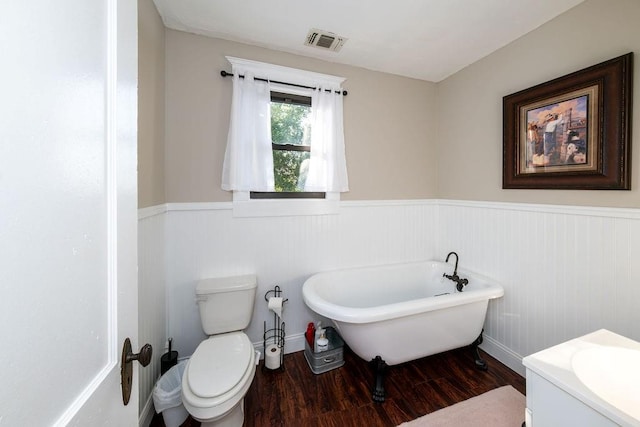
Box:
[200, 400, 244, 427]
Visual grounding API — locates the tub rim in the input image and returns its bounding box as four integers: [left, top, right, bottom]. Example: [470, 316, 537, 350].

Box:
[302, 260, 504, 324]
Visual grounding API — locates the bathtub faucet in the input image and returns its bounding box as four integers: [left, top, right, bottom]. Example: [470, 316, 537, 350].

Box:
[443, 251, 469, 292]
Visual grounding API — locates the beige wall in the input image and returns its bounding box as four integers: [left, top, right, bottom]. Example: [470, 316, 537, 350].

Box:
[164, 31, 439, 202]
[138, 0, 166, 208]
[142, 0, 640, 207]
[437, 0, 640, 207]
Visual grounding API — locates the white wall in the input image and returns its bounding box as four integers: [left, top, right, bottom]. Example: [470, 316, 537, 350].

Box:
[138, 202, 438, 421]
[138, 207, 166, 420]
[439, 200, 640, 375]
[163, 201, 438, 357]
[139, 201, 438, 368]
[139, 199, 640, 380]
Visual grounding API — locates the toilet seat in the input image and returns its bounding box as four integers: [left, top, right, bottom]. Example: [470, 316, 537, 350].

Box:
[187, 332, 252, 398]
[181, 332, 256, 423]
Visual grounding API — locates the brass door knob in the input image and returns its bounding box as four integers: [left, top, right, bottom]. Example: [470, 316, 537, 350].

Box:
[121, 338, 153, 405]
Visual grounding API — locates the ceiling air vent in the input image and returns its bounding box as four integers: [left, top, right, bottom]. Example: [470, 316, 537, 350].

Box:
[304, 29, 347, 52]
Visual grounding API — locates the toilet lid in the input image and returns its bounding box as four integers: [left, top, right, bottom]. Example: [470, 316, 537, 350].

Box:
[187, 332, 252, 398]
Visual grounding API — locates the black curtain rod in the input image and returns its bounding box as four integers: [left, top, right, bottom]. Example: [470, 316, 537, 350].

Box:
[220, 70, 347, 96]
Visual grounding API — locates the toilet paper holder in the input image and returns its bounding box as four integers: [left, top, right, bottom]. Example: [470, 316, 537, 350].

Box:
[264, 286, 289, 305]
[263, 286, 287, 371]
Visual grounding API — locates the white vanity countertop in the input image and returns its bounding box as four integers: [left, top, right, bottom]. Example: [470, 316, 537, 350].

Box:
[523, 329, 640, 427]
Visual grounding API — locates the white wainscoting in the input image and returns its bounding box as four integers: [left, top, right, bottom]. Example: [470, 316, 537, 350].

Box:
[137, 206, 167, 426]
[163, 200, 439, 359]
[438, 200, 640, 375]
[138, 198, 640, 416]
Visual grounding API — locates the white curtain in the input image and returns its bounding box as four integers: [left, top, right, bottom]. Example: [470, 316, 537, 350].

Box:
[305, 87, 349, 192]
[221, 71, 274, 191]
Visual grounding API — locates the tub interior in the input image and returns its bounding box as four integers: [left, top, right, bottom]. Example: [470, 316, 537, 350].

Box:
[311, 261, 464, 308]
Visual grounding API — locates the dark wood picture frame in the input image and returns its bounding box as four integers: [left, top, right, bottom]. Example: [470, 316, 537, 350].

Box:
[503, 53, 633, 189]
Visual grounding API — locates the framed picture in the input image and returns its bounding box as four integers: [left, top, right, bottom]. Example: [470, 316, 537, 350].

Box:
[503, 53, 633, 189]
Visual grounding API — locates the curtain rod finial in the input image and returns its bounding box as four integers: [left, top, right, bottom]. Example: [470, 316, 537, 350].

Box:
[220, 70, 230, 77]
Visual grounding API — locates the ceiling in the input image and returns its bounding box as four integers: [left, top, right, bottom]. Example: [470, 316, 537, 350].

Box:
[152, 0, 584, 82]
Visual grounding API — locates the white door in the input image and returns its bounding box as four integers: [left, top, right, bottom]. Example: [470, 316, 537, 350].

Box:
[0, 0, 140, 425]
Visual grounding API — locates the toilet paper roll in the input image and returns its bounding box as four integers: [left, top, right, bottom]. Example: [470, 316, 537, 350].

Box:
[264, 344, 281, 370]
[268, 297, 283, 319]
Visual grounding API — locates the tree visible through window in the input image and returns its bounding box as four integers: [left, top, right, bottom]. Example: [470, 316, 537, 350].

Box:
[251, 91, 324, 199]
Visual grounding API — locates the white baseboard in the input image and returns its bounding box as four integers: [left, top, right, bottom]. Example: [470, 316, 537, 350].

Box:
[139, 393, 155, 427]
[254, 331, 526, 379]
[480, 335, 526, 377]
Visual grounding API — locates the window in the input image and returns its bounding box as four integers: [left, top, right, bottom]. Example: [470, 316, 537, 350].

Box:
[222, 57, 348, 217]
[250, 91, 325, 200]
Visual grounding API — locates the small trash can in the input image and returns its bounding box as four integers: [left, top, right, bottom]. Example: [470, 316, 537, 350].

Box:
[152, 361, 189, 427]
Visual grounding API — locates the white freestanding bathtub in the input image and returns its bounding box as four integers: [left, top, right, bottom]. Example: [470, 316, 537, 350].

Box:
[302, 258, 504, 401]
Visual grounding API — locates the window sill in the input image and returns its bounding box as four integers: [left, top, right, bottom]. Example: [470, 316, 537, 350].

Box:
[232, 191, 340, 217]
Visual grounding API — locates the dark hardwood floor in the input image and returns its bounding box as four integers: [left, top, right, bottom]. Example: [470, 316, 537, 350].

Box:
[151, 345, 525, 427]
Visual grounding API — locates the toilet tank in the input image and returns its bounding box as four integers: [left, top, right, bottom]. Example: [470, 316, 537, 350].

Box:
[195, 274, 258, 335]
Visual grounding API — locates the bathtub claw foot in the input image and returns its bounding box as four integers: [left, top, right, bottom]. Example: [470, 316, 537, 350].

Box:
[371, 356, 387, 403]
[471, 331, 488, 371]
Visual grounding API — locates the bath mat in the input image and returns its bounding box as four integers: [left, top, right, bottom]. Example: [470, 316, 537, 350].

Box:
[397, 385, 525, 427]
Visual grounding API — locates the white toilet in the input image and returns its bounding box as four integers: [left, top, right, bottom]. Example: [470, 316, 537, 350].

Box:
[182, 274, 258, 427]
